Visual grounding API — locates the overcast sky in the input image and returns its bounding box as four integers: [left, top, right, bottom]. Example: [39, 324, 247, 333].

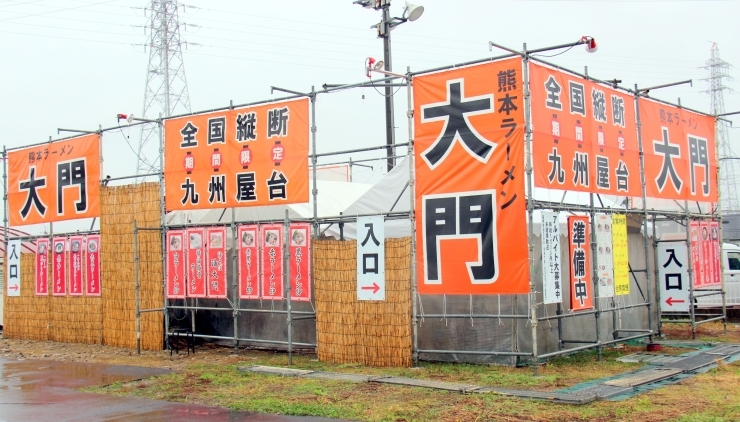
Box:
[1, 0, 738, 233]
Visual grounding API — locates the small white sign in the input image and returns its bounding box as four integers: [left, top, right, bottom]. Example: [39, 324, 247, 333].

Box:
[658, 242, 690, 313]
[357, 216, 385, 301]
[541, 211, 563, 304]
[6, 238, 21, 297]
[595, 214, 615, 298]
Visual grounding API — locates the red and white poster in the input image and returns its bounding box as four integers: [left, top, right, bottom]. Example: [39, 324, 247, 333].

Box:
[52, 237, 67, 296]
[700, 221, 712, 287]
[568, 216, 594, 311]
[289, 223, 311, 302]
[690, 221, 702, 288]
[261, 224, 283, 300]
[35, 238, 49, 295]
[238, 225, 260, 299]
[85, 235, 101, 296]
[68, 236, 84, 296]
[711, 221, 721, 286]
[206, 227, 227, 298]
[186, 228, 207, 297]
[166, 230, 186, 299]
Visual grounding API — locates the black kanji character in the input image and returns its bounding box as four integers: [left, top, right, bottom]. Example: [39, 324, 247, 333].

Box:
[544, 76, 562, 110]
[236, 112, 257, 141]
[572, 152, 589, 187]
[596, 156, 610, 189]
[663, 248, 683, 268]
[180, 178, 199, 205]
[548, 148, 565, 184]
[268, 107, 289, 137]
[180, 122, 199, 148]
[19, 167, 47, 219]
[612, 95, 625, 127]
[616, 160, 629, 192]
[362, 253, 379, 274]
[500, 118, 517, 138]
[208, 175, 226, 203]
[57, 159, 87, 214]
[28, 152, 35, 164]
[665, 273, 682, 290]
[653, 127, 682, 193]
[569, 81, 586, 116]
[572, 221, 586, 246]
[267, 170, 288, 200]
[497, 93, 518, 115]
[497, 69, 517, 92]
[421, 80, 495, 168]
[361, 223, 381, 247]
[688, 135, 710, 196]
[235, 172, 257, 202]
[592, 88, 607, 122]
[573, 249, 586, 277]
[574, 278, 588, 305]
[208, 117, 226, 144]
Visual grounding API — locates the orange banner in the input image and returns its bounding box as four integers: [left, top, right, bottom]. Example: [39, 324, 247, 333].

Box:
[530, 61, 641, 197]
[568, 215, 594, 311]
[164, 98, 309, 211]
[8, 134, 101, 226]
[414, 57, 530, 295]
[639, 98, 718, 202]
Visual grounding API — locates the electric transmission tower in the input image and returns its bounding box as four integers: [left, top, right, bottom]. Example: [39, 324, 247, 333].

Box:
[137, 0, 191, 175]
[703, 43, 738, 212]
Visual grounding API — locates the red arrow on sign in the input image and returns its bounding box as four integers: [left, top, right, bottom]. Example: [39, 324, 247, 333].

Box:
[8, 285, 18, 291]
[361, 282, 380, 294]
[665, 297, 685, 307]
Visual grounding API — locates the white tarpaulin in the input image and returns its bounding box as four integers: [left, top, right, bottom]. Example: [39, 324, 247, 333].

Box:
[541, 211, 562, 304]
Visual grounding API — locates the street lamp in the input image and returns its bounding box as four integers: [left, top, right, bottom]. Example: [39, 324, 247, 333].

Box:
[354, 0, 424, 171]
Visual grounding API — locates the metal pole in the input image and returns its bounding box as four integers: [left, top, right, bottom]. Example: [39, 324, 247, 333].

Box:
[522, 45, 538, 375]
[134, 219, 141, 355]
[311, 87, 318, 238]
[232, 207, 239, 353]
[162, 2, 170, 117]
[380, 3, 396, 172]
[652, 215, 662, 336]
[158, 114, 170, 352]
[635, 86, 654, 339]
[406, 67, 418, 366]
[284, 209, 292, 365]
[2, 146, 8, 305]
[714, 117, 727, 334]
[686, 208, 696, 339]
[589, 193, 602, 360]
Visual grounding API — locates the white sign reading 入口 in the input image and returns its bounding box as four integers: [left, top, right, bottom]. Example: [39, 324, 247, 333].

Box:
[357, 216, 385, 301]
[6, 238, 21, 297]
[658, 242, 690, 313]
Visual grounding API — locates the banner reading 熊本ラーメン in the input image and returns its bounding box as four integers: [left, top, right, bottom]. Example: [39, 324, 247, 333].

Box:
[8, 134, 101, 226]
[164, 98, 309, 211]
[639, 97, 717, 203]
[414, 57, 529, 295]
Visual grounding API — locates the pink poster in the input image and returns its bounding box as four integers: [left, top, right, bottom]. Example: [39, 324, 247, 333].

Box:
[206, 227, 227, 299]
[289, 223, 311, 302]
[711, 222, 721, 286]
[69, 236, 84, 296]
[238, 225, 260, 299]
[166, 230, 186, 299]
[36, 238, 49, 295]
[260, 224, 283, 300]
[700, 222, 712, 287]
[85, 235, 101, 296]
[690, 222, 702, 288]
[186, 228, 207, 298]
[52, 237, 67, 296]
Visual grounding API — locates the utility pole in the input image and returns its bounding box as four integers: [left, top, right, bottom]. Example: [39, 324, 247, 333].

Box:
[137, 0, 191, 176]
[378, 1, 396, 172]
[703, 43, 738, 212]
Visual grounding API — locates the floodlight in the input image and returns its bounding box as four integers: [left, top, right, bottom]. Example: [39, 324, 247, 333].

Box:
[581, 36, 597, 53]
[403, 2, 424, 21]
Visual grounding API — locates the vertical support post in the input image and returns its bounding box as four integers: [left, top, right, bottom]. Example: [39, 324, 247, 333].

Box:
[2, 146, 8, 305]
[556, 303, 563, 350]
[522, 45, 538, 375]
[406, 67, 418, 366]
[381, 2, 396, 171]
[158, 114, 171, 352]
[134, 219, 141, 355]
[284, 209, 292, 365]
[685, 207, 696, 339]
[652, 215, 662, 336]
[311, 88, 318, 238]
[714, 117, 727, 334]
[232, 207, 239, 354]
[634, 86, 654, 338]
[589, 193, 602, 360]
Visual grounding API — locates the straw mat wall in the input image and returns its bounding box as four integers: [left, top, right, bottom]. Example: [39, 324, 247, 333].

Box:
[101, 182, 163, 350]
[315, 237, 412, 367]
[3, 254, 49, 341]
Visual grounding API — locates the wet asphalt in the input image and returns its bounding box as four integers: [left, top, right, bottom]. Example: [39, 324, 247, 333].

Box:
[0, 358, 348, 422]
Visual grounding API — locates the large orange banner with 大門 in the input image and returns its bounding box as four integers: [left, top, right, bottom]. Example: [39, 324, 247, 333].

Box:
[414, 57, 530, 295]
[8, 134, 101, 226]
[530, 61, 641, 198]
[639, 97, 718, 203]
[164, 98, 309, 211]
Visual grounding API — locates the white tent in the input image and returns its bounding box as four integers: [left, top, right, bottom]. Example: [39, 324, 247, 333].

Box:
[165, 179, 373, 226]
[325, 158, 412, 240]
